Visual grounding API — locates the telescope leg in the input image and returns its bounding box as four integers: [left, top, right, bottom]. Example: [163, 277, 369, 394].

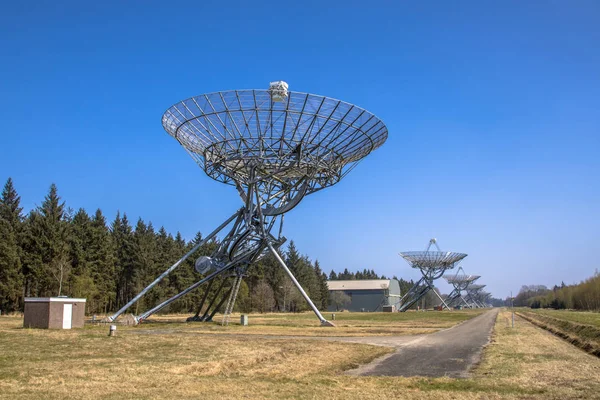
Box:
[466, 296, 477, 308]
[200, 278, 230, 321]
[397, 277, 428, 312]
[206, 284, 235, 322]
[137, 264, 233, 321]
[471, 296, 480, 308]
[187, 280, 214, 322]
[108, 210, 240, 322]
[443, 290, 459, 308]
[267, 242, 334, 327]
[429, 281, 450, 310]
[399, 277, 425, 304]
[459, 296, 471, 308]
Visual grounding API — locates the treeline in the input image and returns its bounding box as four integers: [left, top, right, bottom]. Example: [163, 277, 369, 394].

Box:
[489, 297, 507, 307]
[328, 268, 388, 281]
[0, 178, 331, 315]
[514, 271, 600, 311]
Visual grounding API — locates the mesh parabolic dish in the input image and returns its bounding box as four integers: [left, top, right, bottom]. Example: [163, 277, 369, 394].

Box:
[399, 251, 467, 269]
[161, 90, 388, 193]
[444, 274, 480, 284]
[466, 284, 486, 291]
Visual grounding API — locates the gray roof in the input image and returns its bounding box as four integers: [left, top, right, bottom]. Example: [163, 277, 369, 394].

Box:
[327, 280, 392, 291]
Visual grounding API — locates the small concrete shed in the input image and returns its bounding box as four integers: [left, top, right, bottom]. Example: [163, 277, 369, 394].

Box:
[24, 297, 86, 329]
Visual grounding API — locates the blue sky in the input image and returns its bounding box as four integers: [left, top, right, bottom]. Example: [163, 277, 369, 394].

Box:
[1, 1, 598, 299]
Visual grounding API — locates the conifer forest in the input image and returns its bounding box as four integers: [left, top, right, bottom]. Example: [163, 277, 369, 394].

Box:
[0, 177, 338, 315]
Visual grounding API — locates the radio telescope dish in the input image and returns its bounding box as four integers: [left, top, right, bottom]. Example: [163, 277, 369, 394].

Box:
[466, 284, 486, 291]
[400, 251, 467, 270]
[444, 274, 480, 285]
[465, 284, 487, 308]
[161, 84, 387, 211]
[397, 239, 467, 312]
[442, 266, 480, 308]
[108, 82, 387, 327]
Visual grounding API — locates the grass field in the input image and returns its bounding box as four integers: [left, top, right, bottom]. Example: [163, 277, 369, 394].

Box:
[525, 308, 600, 327]
[129, 309, 485, 336]
[516, 308, 600, 356]
[1, 310, 599, 399]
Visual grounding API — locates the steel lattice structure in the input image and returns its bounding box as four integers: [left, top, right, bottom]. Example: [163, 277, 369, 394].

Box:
[397, 239, 467, 312]
[442, 267, 480, 309]
[108, 82, 387, 326]
[477, 291, 492, 308]
[464, 284, 487, 308]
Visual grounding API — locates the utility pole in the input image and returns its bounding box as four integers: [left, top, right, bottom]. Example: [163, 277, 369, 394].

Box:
[511, 291, 514, 328]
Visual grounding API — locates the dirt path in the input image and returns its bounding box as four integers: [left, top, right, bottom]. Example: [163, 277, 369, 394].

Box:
[346, 308, 499, 377]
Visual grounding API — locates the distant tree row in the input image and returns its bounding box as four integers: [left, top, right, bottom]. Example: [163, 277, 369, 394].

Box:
[328, 268, 388, 281]
[488, 297, 508, 307]
[514, 272, 600, 311]
[0, 177, 330, 315]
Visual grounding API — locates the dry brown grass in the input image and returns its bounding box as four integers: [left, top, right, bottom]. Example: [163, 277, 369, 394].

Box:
[1, 310, 599, 399]
[130, 310, 484, 337]
[0, 315, 393, 400]
[471, 311, 600, 399]
[516, 309, 600, 356]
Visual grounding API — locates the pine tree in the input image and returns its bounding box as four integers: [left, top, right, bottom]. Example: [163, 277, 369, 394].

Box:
[112, 212, 136, 309]
[286, 241, 301, 274]
[0, 178, 23, 228]
[398, 278, 414, 297]
[244, 249, 269, 311]
[0, 178, 23, 310]
[234, 280, 251, 312]
[341, 268, 352, 280]
[284, 241, 303, 311]
[27, 184, 71, 296]
[88, 209, 115, 313]
[69, 208, 92, 276]
[148, 227, 177, 310]
[313, 260, 329, 310]
[132, 218, 153, 313]
[261, 253, 285, 311]
[168, 231, 195, 313]
[68, 208, 99, 306]
[284, 242, 319, 311]
[0, 218, 22, 312]
[20, 212, 42, 297]
[301, 255, 321, 309]
[0, 177, 352, 315]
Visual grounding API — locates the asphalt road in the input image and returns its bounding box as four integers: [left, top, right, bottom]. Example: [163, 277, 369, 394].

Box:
[346, 308, 499, 378]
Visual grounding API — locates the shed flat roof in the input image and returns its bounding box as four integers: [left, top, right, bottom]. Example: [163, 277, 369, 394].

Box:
[327, 280, 392, 291]
[25, 297, 87, 303]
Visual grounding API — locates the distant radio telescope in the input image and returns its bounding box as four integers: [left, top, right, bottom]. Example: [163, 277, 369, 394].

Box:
[397, 238, 467, 311]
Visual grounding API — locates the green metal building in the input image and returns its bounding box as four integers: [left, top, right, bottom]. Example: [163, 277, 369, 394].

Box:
[327, 279, 401, 312]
